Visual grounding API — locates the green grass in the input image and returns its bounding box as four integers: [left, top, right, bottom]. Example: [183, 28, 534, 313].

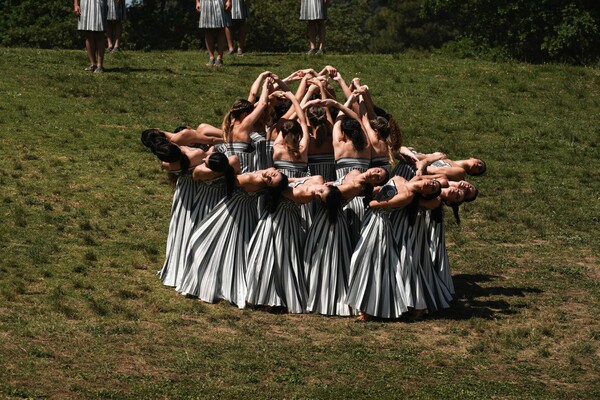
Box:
[0, 47, 598, 399]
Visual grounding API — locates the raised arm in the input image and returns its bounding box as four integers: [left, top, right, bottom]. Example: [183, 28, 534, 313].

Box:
[240, 78, 272, 132]
[248, 71, 271, 103]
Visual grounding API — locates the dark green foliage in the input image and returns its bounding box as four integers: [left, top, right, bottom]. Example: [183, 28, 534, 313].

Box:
[0, 0, 79, 48]
[424, 0, 600, 64]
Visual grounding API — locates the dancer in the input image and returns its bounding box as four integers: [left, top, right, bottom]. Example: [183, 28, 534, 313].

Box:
[106, 0, 126, 52]
[177, 168, 288, 308]
[304, 167, 388, 316]
[225, 0, 249, 56]
[246, 175, 323, 313]
[74, 0, 107, 73]
[299, 0, 328, 54]
[197, 0, 232, 66]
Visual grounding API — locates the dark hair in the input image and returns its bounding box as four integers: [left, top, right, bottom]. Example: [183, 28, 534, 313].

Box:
[265, 173, 289, 213]
[362, 183, 374, 209]
[324, 186, 342, 223]
[281, 120, 302, 160]
[341, 119, 366, 151]
[273, 99, 292, 122]
[207, 153, 235, 198]
[369, 116, 390, 140]
[222, 99, 254, 142]
[463, 185, 479, 202]
[173, 125, 190, 133]
[374, 105, 402, 151]
[307, 105, 330, 147]
[421, 179, 442, 200]
[469, 159, 487, 176]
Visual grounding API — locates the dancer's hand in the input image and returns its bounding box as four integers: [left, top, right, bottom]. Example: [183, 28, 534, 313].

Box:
[74, 1, 80, 16]
[225, 0, 232, 12]
[195, 0, 200, 12]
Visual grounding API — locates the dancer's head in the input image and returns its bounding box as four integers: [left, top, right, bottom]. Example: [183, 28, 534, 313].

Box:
[362, 168, 390, 208]
[307, 105, 330, 146]
[418, 179, 442, 200]
[222, 99, 254, 141]
[369, 116, 390, 140]
[467, 158, 486, 176]
[457, 180, 478, 202]
[264, 170, 289, 213]
[374, 105, 402, 151]
[314, 185, 342, 223]
[341, 119, 366, 152]
[280, 119, 302, 160]
[261, 167, 286, 188]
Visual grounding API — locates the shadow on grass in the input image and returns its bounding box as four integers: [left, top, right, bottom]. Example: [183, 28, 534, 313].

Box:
[434, 273, 543, 321]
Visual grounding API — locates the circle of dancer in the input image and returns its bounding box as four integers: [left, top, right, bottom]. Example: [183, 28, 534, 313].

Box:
[141, 65, 486, 321]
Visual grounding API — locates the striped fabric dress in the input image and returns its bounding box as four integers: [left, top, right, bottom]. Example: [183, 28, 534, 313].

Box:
[335, 157, 370, 246]
[177, 188, 260, 308]
[77, 0, 107, 31]
[230, 0, 250, 20]
[391, 161, 416, 180]
[106, 0, 126, 21]
[308, 153, 336, 182]
[159, 174, 200, 288]
[304, 179, 356, 316]
[346, 180, 409, 318]
[245, 179, 310, 313]
[300, 0, 327, 21]
[274, 160, 312, 233]
[391, 208, 453, 312]
[199, 0, 232, 29]
[215, 142, 256, 173]
[250, 132, 273, 170]
[427, 211, 455, 295]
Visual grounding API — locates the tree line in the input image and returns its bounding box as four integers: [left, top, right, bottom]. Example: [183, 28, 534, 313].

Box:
[1, 0, 598, 64]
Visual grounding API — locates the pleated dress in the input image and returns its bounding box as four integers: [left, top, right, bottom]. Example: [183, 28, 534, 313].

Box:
[391, 161, 416, 180]
[177, 186, 260, 308]
[245, 179, 310, 313]
[300, 0, 327, 20]
[346, 181, 409, 318]
[391, 208, 453, 312]
[335, 157, 370, 246]
[215, 142, 256, 173]
[308, 153, 336, 182]
[304, 181, 355, 316]
[159, 173, 202, 288]
[106, 0, 126, 21]
[230, 0, 250, 20]
[199, 0, 232, 29]
[77, 0, 107, 31]
[427, 211, 455, 295]
[274, 160, 312, 233]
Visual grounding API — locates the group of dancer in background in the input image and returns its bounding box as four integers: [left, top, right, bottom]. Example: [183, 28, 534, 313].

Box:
[142, 65, 486, 321]
[74, 1, 329, 69]
[74, 0, 126, 73]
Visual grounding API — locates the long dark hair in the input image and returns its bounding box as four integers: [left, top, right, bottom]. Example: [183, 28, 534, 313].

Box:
[324, 186, 342, 223]
[206, 153, 235, 198]
[280, 120, 302, 160]
[341, 119, 366, 151]
[307, 105, 330, 147]
[265, 173, 289, 213]
[222, 99, 254, 142]
[374, 105, 402, 152]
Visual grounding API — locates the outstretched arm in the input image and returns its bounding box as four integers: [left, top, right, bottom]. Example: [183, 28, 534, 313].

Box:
[248, 71, 271, 103]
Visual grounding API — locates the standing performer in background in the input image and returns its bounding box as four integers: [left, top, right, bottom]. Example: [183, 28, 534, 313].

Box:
[74, 0, 107, 73]
[106, 0, 126, 52]
[197, 0, 232, 67]
[225, 0, 249, 56]
[299, 0, 328, 55]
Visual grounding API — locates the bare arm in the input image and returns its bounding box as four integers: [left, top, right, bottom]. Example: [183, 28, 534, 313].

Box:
[240, 78, 271, 131]
[248, 71, 271, 103]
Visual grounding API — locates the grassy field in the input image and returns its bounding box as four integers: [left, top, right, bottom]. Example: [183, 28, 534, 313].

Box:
[0, 47, 598, 399]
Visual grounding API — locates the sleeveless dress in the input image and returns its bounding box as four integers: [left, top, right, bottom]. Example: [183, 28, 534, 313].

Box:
[177, 186, 260, 309]
[250, 131, 273, 171]
[159, 173, 201, 288]
[215, 142, 256, 173]
[346, 180, 409, 318]
[335, 157, 370, 246]
[230, 0, 250, 20]
[245, 179, 310, 313]
[274, 160, 312, 233]
[308, 153, 336, 182]
[304, 178, 355, 316]
[391, 207, 453, 312]
[106, 0, 126, 21]
[78, 0, 107, 31]
[199, 0, 232, 29]
[300, 0, 327, 20]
